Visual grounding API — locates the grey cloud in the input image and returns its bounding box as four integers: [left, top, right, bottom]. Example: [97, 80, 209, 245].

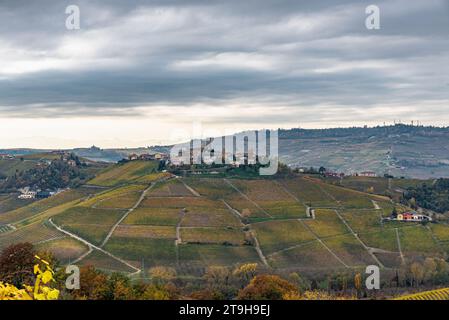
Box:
[0, 0, 448, 121]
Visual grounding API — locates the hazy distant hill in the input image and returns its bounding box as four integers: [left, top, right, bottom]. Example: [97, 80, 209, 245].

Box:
[2, 124, 449, 178]
[279, 124, 449, 179]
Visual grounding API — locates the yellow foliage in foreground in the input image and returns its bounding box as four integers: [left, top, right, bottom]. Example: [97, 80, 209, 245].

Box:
[0, 255, 59, 300]
[283, 291, 355, 300]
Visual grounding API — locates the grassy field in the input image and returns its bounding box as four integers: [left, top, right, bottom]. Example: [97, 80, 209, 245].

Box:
[429, 224, 449, 242]
[0, 221, 63, 250]
[0, 188, 94, 224]
[146, 179, 194, 197]
[322, 234, 376, 266]
[35, 237, 88, 264]
[0, 195, 35, 214]
[340, 209, 382, 233]
[358, 228, 399, 252]
[316, 181, 375, 209]
[105, 237, 177, 267]
[268, 240, 344, 269]
[78, 250, 137, 274]
[80, 184, 146, 208]
[178, 244, 259, 268]
[398, 226, 442, 258]
[252, 220, 315, 254]
[180, 227, 246, 245]
[53, 206, 125, 245]
[182, 178, 269, 219]
[280, 177, 338, 207]
[181, 207, 242, 227]
[230, 179, 307, 218]
[87, 161, 158, 186]
[337, 176, 389, 195]
[124, 207, 182, 226]
[112, 225, 176, 239]
[303, 209, 349, 238]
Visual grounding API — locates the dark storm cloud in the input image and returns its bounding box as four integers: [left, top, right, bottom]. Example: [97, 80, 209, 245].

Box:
[0, 0, 448, 120]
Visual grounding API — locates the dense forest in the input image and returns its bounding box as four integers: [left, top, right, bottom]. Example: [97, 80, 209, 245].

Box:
[402, 179, 449, 213]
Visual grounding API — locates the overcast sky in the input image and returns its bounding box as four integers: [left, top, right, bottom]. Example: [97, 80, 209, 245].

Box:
[0, 0, 448, 148]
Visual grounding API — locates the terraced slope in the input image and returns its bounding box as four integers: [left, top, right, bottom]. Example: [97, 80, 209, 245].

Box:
[3, 165, 449, 278]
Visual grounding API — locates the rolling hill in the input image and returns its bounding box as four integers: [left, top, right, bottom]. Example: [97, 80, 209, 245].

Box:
[2, 160, 449, 284]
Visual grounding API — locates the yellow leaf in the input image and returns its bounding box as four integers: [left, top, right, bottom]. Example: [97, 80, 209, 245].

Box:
[41, 271, 53, 284]
[33, 264, 41, 275]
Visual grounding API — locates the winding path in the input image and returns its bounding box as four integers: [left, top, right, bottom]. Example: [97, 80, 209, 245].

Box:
[333, 209, 385, 268]
[100, 183, 156, 247]
[48, 219, 141, 276]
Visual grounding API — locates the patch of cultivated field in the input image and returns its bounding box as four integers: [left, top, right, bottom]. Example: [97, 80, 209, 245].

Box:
[339, 176, 389, 195]
[303, 209, 349, 238]
[180, 227, 246, 245]
[146, 179, 194, 197]
[429, 224, 449, 242]
[377, 201, 396, 216]
[104, 237, 176, 267]
[78, 250, 136, 273]
[252, 220, 315, 255]
[0, 222, 63, 250]
[398, 226, 442, 258]
[80, 184, 146, 208]
[53, 207, 125, 245]
[141, 196, 215, 208]
[374, 252, 403, 268]
[316, 181, 375, 209]
[178, 244, 259, 267]
[35, 237, 88, 264]
[182, 207, 242, 227]
[230, 179, 307, 218]
[0, 195, 35, 214]
[358, 228, 399, 252]
[226, 199, 268, 220]
[268, 240, 344, 269]
[135, 172, 171, 184]
[322, 234, 376, 266]
[340, 209, 382, 233]
[182, 178, 235, 199]
[280, 177, 337, 207]
[391, 178, 432, 190]
[183, 178, 268, 219]
[123, 207, 182, 226]
[87, 160, 158, 186]
[0, 188, 93, 224]
[112, 225, 176, 239]
[64, 224, 114, 246]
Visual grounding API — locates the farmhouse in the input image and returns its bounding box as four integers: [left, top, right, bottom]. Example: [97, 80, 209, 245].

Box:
[18, 187, 37, 199]
[397, 212, 432, 222]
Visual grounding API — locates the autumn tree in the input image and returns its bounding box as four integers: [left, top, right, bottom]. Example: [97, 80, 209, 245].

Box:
[107, 273, 134, 300]
[200, 266, 234, 299]
[0, 243, 36, 287]
[410, 262, 425, 287]
[233, 263, 258, 288]
[69, 265, 109, 300]
[288, 272, 310, 293]
[149, 266, 177, 285]
[237, 274, 297, 300]
[354, 273, 362, 299]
